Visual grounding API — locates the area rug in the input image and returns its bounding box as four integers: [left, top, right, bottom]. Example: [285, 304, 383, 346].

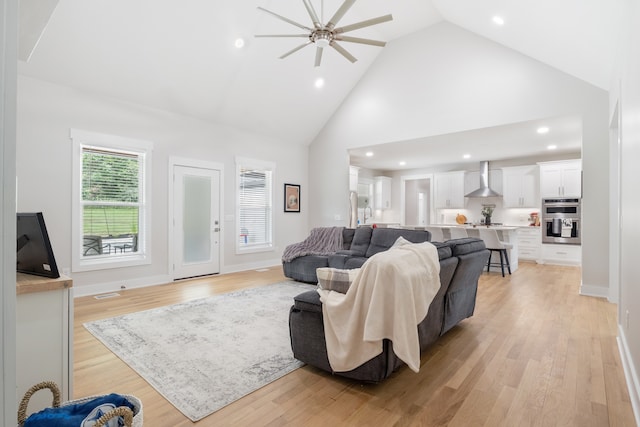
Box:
[84, 280, 315, 422]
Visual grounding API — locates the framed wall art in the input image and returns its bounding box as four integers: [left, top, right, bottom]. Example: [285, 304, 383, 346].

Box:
[284, 183, 300, 212]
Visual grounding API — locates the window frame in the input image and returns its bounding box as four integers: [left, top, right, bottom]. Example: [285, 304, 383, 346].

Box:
[71, 129, 153, 272]
[235, 156, 275, 254]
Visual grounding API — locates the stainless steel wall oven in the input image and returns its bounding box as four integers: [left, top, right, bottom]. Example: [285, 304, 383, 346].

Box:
[541, 198, 581, 245]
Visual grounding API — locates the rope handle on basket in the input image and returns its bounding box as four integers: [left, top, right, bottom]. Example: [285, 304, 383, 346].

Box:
[94, 406, 134, 427]
[17, 381, 62, 425]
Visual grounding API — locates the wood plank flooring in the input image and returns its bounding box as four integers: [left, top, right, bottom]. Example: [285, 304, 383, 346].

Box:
[73, 263, 637, 426]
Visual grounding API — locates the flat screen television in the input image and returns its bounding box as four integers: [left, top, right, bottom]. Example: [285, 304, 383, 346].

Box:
[16, 212, 60, 278]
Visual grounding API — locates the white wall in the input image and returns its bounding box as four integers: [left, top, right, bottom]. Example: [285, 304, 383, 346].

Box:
[310, 22, 609, 292]
[613, 0, 640, 418]
[1, 0, 18, 422]
[17, 76, 309, 295]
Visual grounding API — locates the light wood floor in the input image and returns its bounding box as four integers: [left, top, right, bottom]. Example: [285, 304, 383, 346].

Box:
[73, 263, 637, 426]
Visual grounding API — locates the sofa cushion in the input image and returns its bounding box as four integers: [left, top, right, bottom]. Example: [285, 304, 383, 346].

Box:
[446, 237, 486, 256]
[316, 267, 360, 294]
[342, 228, 356, 250]
[349, 227, 373, 256]
[431, 241, 453, 260]
[365, 228, 431, 258]
[344, 257, 368, 269]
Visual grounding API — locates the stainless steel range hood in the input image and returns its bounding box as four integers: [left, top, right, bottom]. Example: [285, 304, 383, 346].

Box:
[465, 161, 501, 198]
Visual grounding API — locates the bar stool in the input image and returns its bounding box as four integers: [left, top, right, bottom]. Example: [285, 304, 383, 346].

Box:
[478, 228, 512, 277]
[425, 227, 444, 242]
[449, 227, 468, 239]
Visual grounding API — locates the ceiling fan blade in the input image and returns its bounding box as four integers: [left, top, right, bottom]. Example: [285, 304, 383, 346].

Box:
[330, 41, 357, 63]
[335, 14, 393, 34]
[335, 35, 386, 47]
[255, 34, 310, 38]
[327, 0, 357, 30]
[314, 47, 323, 67]
[302, 0, 322, 29]
[279, 41, 313, 59]
[257, 6, 312, 31]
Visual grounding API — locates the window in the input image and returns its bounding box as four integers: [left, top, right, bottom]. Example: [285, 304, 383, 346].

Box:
[236, 157, 274, 253]
[71, 129, 152, 271]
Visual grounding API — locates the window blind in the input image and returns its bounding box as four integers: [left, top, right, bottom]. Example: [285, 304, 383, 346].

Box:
[238, 167, 273, 249]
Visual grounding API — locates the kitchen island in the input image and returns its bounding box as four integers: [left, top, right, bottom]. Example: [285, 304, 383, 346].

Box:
[412, 225, 520, 273]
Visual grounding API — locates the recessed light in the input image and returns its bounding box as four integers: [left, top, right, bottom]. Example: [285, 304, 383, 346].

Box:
[547, 145, 557, 150]
[365, 151, 374, 157]
[234, 38, 245, 48]
[399, 161, 406, 166]
[463, 154, 471, 159]
[314, 78, 325, 89]
[537, 126, 549, 134]
[492, 16, 504, 26]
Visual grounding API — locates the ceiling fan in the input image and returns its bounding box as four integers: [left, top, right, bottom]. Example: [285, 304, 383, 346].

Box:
[255, 0, 393, 67]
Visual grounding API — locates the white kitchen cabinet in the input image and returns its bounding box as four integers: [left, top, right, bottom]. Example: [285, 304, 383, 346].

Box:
[517, 226, 541, 261]
[502, 165, 539, 208]
[541, 243, 581, 265]
[434, 171, 465, 209]
[539, 160, 582, 198]
[374, 176, 392, 210]
[16, 274, 73, 412]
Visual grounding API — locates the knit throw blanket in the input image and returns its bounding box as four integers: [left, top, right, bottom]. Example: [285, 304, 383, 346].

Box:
[282, 227, 344, 262]
[318, 241, 441, 373]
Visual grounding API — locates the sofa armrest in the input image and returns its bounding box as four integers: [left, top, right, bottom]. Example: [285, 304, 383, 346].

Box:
[293, 290, 322, 313]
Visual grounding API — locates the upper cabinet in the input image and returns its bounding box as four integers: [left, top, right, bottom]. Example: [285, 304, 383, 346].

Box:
[434, 171, 465, 209]
[374, 176, 392, 210]
[539, 160, 582, 198]
[502, 165, 539, 208]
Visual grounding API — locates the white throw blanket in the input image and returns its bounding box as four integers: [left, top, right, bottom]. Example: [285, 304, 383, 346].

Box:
[318, 241, 441, 373]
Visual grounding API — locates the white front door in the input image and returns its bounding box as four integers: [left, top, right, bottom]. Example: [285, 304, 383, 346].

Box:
[172, 165, 220, 280]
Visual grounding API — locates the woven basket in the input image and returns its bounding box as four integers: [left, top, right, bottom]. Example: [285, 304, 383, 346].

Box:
[17, 381, 143, 427]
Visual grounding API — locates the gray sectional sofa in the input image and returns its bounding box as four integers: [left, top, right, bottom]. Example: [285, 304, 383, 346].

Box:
[283, 227, 433, 283]
[284, 227, 490, 382]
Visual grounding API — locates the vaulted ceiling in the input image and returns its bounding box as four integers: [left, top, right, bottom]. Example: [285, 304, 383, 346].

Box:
[17, 0, 623, 167]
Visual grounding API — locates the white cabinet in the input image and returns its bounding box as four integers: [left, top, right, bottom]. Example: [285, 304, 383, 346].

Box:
[539, 160, 582, 198]
[502, 165, 539, 208]
[16, 274, 73, 412]
[434, 171, 465, 209]
[541, 243, 581, 265]
[517, 227, 541, 261]
[374, 176, 392, 210]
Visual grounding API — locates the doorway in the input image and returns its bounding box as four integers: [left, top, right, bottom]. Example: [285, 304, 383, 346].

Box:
[170, 160, 222, 280]
[401, 175, 433, 227]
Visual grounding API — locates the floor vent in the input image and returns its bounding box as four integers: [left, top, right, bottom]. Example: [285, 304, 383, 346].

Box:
[255, 268, 270, 272]
[94, 292, 121, 300]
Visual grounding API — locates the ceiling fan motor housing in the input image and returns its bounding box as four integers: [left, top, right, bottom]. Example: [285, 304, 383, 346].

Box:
[312, 30, 333, 48]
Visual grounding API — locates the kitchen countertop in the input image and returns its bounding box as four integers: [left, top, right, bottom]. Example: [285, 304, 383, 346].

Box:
[426, 224, 522, 230]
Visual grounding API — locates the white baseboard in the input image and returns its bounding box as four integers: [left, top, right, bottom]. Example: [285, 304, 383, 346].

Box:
[72, 259, 284, 298]
[579, 283, 609, 298]
[618, 326, 640, 425]
[220, 258, 282, 275]
[73, 274, 173, 298]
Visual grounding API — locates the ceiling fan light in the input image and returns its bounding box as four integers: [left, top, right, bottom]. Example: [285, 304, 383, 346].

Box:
[313, 31, 332, 48]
